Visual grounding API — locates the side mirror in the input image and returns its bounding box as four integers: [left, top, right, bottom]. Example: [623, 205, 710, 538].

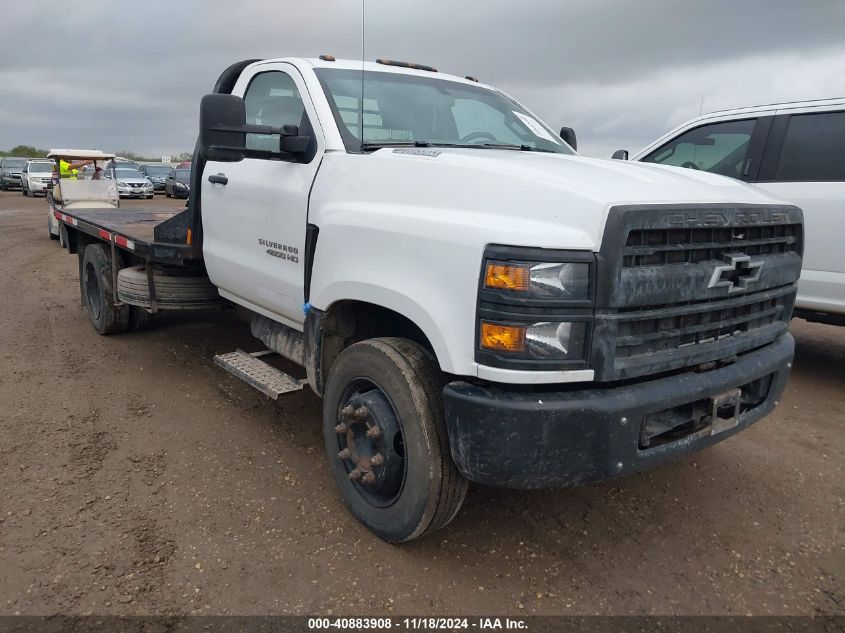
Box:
[612, 149, 629, 160]
[199, 93, 247, 162]
[279, 125, 310, 156]
[559, 126, 577, 151]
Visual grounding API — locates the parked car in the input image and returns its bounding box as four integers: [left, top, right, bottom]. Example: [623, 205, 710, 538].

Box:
[105, 157, 141, 171]
[0, 157, 28, 191]
[138, 164, 172, 194]
[165, 167, 191, 198]
[624, 97, 845, 325]
[103, 167, 154, 199]
[20, 159, 55, 197]
[176, 160, 192, 169]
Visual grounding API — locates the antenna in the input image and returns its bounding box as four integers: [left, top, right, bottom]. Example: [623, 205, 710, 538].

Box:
[359, 0, 366, 152]
[698, 95, 705, 116]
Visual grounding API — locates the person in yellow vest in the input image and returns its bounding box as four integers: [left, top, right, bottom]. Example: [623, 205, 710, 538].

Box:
[58, 158, 93, 179]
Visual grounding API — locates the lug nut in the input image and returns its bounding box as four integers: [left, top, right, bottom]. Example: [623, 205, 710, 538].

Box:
[341, 405, 369, 420]
[337, 448, 352, 461]
[365, 425, 381, 439]
[347, 468, 364, 481]
[361, 471, 376, 485]
[370, 453, 384, 467]
[334, 423, 348, 434]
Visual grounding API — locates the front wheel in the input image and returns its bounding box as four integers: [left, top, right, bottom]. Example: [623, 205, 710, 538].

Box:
[323, 338, 468, 543]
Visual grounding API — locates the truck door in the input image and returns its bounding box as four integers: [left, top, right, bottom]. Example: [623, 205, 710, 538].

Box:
[202, 62, 324, 327]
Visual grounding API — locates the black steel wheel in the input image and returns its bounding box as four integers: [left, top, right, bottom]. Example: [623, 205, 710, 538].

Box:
[81, 244, 130, 335]
[323, 338, 467, 543]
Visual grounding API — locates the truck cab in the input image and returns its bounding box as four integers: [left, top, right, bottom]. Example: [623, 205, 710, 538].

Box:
[58, 57, 804, 542]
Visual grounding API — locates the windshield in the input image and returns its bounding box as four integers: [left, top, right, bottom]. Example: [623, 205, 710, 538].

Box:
[144, 166, 171, 176]
[115, 168, 143, 179]
[315, 69, 572, 154]
[4, 159, 26, 168]
[29, 162, 53, 173]
[175, 169, 190, 179]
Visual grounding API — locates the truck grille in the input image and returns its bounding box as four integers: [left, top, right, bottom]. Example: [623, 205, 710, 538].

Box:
[592, 205, 803, 381]
[622, 224, 801, 268]
[615, 287, 793, 359]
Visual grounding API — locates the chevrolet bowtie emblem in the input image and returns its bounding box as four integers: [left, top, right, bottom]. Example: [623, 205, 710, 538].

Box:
[708, 254, 764, 294]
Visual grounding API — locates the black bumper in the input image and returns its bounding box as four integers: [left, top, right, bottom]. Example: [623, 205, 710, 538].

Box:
[443, 335, 794, 489]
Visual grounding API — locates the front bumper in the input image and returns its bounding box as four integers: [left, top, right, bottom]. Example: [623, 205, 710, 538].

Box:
[443, 335, 794, 489]
[1, 175, 22, 187]
[118, 185, 153, 198]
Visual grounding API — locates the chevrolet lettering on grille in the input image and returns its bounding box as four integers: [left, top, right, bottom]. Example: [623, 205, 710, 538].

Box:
[707, 254, 764, 294]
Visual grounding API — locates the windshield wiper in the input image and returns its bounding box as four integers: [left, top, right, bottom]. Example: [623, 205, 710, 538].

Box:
[360, 141, 557, 153]
[477, 143, 556, 153]
[360, 140, 433, 151]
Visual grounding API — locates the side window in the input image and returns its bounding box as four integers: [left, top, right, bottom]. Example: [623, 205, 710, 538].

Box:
[774, 111, 845, 182]
[643, 119, 756, 179]
[243, 71, 306, 152]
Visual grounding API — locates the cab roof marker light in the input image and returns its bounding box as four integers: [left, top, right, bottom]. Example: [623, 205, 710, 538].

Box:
[376, 58, 438, 73]
[465, 75, 479, 82]
[319, 54, 336, 61]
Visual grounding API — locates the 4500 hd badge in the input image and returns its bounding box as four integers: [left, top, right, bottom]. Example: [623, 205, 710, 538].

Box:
[258, 238, 299, 263]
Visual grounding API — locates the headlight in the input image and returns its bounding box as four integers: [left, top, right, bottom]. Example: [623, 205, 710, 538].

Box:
[477, 246, 595, 367]
[117, 181, 127, 187]
[484, 261, 590, 299]
[480, 320, 587, 360]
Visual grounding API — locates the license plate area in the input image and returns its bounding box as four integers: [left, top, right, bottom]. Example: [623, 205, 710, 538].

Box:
[710, 388, 741, 435]
[639, 374, 774, 449]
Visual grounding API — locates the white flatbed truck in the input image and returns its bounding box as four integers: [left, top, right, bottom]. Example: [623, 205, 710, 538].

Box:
[55, 57, 803, 542]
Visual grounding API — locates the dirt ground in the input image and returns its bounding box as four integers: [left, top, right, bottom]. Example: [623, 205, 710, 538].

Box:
[0, 190, 842, 617]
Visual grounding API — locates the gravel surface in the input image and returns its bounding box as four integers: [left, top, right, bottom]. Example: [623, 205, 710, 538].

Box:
[0, 191, 842, 616]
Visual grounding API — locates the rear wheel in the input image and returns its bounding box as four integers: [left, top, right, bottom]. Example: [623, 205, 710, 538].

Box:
[81, 244, 130, 335]
[323, 338, 468, 543]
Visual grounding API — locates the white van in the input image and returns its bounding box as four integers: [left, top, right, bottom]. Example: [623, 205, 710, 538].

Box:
[629, 98, 845, 325]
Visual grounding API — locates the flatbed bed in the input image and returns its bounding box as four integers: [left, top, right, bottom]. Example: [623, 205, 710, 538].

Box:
[54, 204, 200, 264]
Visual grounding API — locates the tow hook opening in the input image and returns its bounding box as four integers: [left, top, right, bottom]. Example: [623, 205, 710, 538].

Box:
[639, 374, 774, 449]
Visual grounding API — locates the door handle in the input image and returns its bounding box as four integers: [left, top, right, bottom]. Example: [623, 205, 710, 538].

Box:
[208, 173, 228, 185]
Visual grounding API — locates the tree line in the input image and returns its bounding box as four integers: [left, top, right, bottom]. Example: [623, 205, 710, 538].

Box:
[0, 146, 194, 162]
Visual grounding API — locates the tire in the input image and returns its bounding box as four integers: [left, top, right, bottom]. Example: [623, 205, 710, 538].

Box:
[146, 195, 153, 200]
[21, 184, 27, 196]
[116, 265, 221, 309]
[81, 244, 130, 335]
[323, 338, 468, 543]
[165, 190, 171, 198]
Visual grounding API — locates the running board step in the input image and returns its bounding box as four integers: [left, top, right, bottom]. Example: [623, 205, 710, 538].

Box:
[213, 349, 305, 399]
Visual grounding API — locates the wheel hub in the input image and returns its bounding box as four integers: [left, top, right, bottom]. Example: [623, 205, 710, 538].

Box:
[335, 389, 404, 504]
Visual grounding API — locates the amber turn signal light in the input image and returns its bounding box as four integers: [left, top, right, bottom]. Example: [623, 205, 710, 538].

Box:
[484, 262, 529, 292]
[480, 322, 526, 353]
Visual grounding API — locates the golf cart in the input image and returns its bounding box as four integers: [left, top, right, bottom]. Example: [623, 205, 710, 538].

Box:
[46, 150, 117, 243]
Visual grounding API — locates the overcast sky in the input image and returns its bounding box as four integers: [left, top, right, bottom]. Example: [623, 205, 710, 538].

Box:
[1, 0, 844, 158]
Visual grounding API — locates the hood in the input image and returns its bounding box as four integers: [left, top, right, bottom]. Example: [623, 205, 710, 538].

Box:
[338, 148, 789, 250]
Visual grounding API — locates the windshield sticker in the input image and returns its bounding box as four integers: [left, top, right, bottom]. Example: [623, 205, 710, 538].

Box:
[512, 112, 559, 144]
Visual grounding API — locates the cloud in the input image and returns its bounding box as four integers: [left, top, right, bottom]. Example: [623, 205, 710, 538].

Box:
[1, 1, 843, 157]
